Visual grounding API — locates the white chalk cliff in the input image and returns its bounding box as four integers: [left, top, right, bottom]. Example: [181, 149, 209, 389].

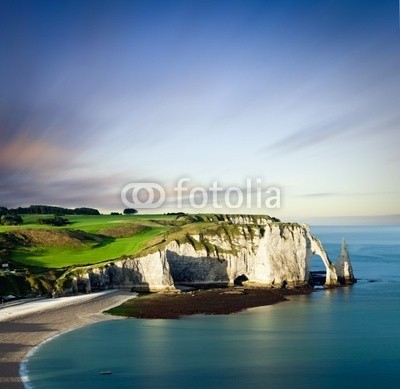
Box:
[70, 218, 355, 293]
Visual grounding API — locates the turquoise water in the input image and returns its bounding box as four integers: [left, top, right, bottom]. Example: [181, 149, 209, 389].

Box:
[25, 226, 400, 389]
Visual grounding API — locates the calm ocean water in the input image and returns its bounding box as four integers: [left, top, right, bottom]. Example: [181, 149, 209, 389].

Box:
[24, 226, 400, 389]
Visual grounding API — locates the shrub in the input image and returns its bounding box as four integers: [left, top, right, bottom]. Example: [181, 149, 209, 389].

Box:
[0, 207, 9, 216]
[37, 216, 70, 226]
[0, 214, 23, 225]
[123, 208, 138, 215]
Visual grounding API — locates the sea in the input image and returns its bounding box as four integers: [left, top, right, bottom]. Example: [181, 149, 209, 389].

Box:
[23, 226, 400, 389]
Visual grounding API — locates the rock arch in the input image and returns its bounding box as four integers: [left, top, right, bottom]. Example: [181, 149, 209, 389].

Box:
[310, 237, 339, 286]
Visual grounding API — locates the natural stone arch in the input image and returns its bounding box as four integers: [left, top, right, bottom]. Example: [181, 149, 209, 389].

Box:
[308, 254, 327, 286]
[310, 237, 338, 286]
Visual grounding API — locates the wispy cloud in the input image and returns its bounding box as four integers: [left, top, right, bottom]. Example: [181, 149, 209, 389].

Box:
[0, 171, 127, 210]
[0, 134, 72, 173]
[257, 102, 372, 154]
[259, 108, 400, 156]
[288, 191, 395, 199]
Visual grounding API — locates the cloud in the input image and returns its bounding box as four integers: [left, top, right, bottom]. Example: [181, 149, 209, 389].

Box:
[259, 107, 400, 156]
[0, 129, 126, 210]
[259, 110, 360, 154]
[0, 134, 72, 173]
[0, 170, 127, 211]
[288, 191, 395, 199]
[291, 192, 340, 199]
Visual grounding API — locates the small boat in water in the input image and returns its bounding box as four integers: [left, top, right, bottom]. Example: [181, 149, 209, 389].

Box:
[100, 371, 112, 375]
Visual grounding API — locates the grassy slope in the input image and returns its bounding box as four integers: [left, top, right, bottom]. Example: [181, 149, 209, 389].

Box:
[1, 214, 174, 268]
[0, 214, 175, 233]
[11, 227, 167, 268]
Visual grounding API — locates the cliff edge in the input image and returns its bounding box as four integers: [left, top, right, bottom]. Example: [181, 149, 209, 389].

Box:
[66, 215, 355, 293]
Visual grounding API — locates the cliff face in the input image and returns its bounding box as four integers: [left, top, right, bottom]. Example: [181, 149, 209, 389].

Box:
[69, 220, 353, 292]
[165, 224, 341, 288]
[75, 251, 175, 293]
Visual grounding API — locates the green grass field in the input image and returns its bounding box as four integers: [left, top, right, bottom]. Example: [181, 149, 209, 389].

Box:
[0, 214, 176, 268]
[11, 226, 167, 268]
[0, 214, 176, 233]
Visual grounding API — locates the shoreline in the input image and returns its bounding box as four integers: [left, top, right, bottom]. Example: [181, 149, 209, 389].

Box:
[0, 290, 134, 388]
[0, 286, 313, 388]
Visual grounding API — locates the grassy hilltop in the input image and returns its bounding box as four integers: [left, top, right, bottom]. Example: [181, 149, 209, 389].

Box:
[0, 213, 282, 297]
[0, 214, 171, 268]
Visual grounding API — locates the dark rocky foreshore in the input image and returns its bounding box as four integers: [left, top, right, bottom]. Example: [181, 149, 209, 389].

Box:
[106, 286, 313, 319]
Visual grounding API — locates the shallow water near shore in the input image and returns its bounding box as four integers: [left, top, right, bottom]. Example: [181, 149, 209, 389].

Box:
[24, 226, 400, 388]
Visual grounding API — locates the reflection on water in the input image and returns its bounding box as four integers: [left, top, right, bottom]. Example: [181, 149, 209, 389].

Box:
[26, 226, 400, 389]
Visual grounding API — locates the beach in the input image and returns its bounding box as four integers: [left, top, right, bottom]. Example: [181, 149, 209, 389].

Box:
[0, 290, 134, 388]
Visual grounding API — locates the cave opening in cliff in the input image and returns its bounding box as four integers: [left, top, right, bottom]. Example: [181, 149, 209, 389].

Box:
[308, 255, 326, 286]
[234, 274, 249, 286]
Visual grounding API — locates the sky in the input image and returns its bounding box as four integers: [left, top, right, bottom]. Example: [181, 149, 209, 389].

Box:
[1, 0, 399, 222]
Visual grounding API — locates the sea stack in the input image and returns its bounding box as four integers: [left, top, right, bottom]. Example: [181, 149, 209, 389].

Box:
[335, 239, 356, 284]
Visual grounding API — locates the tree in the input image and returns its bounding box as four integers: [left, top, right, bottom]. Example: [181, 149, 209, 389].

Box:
[73, 207, 100, 215]
[9, 205, 100, 215]
[123, 208, 138, 215]
[0, 207, 9, 216]
[0, 215, 23, 225]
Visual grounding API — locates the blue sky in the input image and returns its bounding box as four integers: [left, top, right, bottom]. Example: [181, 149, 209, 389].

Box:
[0, 0, 399, 221]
